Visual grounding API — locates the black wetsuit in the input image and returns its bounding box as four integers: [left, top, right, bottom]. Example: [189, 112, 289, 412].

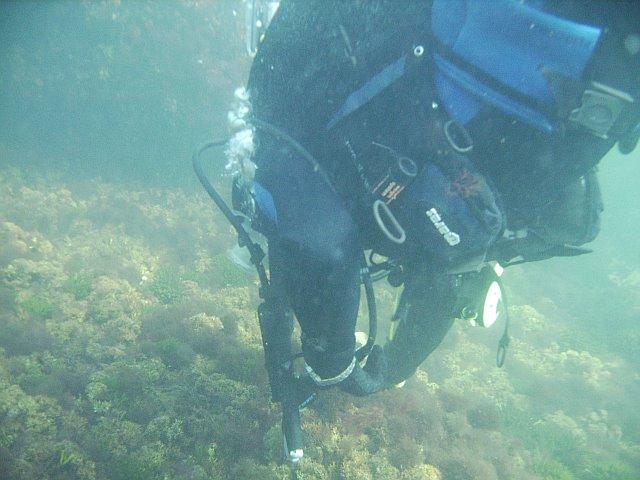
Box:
[248, 1, 442, 379]
[246, 0, 606, 384]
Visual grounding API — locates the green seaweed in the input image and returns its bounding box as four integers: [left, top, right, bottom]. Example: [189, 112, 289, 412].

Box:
[19, 295, 55, 320]
[149, 267, 185, 304]
[143, 337, 196, 370]
[211, 253, 250, 288]
[63, 272, 93, 300]
[580, 460, 638, 480]
[532, 456, 575, 480]
[0, 164, 638, 479]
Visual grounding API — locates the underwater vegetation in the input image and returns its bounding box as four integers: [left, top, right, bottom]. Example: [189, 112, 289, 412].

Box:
[0, 165, 639, 480]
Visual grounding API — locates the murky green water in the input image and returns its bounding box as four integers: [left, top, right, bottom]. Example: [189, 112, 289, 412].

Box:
[1, 2, 638, 479]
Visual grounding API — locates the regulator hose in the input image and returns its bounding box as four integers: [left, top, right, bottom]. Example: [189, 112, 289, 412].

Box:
[192, 141, 269, 289]
[495, 275, 510, 368]
[357, 256, 377, 362]
[192, 128, 379, 477]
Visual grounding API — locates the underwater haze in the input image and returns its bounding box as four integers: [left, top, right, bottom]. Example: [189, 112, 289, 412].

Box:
[1, 1, 639, 479]
[1, 0, 247, 186]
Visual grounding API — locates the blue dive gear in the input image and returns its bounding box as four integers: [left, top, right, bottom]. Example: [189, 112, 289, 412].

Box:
[251, 181, 278, 234]
[326, 0, 605, 135]
[431, 0, 602, 132]
[326, 0, 637, 150]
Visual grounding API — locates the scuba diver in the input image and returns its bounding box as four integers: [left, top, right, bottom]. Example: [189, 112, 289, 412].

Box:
[197, 0, 639, 466]
[229, 0, 639, 392]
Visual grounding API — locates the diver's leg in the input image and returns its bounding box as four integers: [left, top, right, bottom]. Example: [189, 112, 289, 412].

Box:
[383, 274, 456, 385]
[255, 142, 362, 379]
[258, 239, 295, 402]
[280, 236, 362, 378]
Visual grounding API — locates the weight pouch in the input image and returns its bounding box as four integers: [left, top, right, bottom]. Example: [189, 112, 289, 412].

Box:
[396, 154, 503, 266]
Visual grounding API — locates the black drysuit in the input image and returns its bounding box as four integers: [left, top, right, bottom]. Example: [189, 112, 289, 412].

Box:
[248, 1, 455, 382]
[246, 0, 607, 385]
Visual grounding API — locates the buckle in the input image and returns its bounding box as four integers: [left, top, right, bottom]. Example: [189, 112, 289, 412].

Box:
[569, 82, 634, 139]
[444, 119, 474, 153]
[304, 357, 356, 387]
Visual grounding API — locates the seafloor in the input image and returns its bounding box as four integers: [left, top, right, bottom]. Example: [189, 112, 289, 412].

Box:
[1, 165, 638, 480]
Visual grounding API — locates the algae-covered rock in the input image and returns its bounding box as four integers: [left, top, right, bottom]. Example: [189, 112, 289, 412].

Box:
[0, 221, 31, 263]
[229, 458, 289, 480]
[368, 450, 401, 479]
[63, 272, 93, 300]
[1, 164, 638, 480]
[340, 448, 375, 480]
[149, 266, 185, 304]
[4, 257, 66, 290]
[401, 464, 442, 480]
[0, 375, 95, 480]
[87, 276, 144, 325]
[532, 456, 575, 480]
[437, 453, 499, 480]
[187, 312, 224, 333]
[19, 294, 56, 321]
[296, 459, 331, 480]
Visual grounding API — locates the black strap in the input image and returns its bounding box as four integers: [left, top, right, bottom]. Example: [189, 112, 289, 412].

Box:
[495, 275, 510, 368]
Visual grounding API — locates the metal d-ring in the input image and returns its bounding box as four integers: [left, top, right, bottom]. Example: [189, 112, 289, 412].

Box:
[444, 119, 474, 153]
[397, 155, 418, 178]
[373, 199, 406, 244]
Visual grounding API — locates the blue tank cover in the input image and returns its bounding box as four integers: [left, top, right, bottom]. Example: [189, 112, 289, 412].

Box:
[432, 0, 602, 132]
[252, 180, 278, 236]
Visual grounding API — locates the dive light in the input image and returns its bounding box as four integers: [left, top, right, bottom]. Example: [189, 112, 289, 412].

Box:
[457, 263, 504, 329]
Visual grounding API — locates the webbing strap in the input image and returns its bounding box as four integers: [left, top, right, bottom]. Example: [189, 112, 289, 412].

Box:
[327, 54, 408, 130]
